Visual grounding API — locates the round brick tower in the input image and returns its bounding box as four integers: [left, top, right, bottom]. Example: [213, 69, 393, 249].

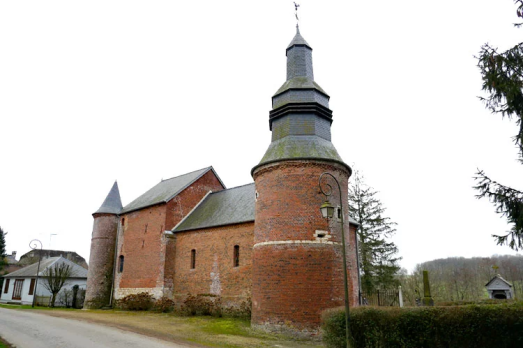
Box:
[251, 26, 356, 335]
[85, 181, 122, 309]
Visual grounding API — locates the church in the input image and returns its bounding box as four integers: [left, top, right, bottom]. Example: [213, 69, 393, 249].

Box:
[85, 25, 359, 335]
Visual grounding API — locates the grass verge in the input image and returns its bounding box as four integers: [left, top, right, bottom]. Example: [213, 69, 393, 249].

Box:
[2, 305, 324, 348]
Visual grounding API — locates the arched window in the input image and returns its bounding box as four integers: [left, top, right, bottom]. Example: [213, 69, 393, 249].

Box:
[118, 255, 124, 273]
[191, 249, 196, 269]
[234, 245, 240, 267]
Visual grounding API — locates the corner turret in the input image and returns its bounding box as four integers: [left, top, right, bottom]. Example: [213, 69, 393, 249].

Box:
[85, 182, 122, 308]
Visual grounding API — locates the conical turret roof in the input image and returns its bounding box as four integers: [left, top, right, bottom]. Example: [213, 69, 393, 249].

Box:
[94, 181, 122, 215]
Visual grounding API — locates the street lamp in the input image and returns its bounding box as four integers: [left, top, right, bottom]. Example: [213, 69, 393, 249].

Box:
[319, 172, 351, 348]
[29, 239, 43, 308]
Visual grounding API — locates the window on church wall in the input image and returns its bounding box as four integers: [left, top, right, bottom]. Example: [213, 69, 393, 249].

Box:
[121, 218, 125, 231]
[233, 245, 240, 267]
[191, 249, 196, 269]
[118, 255, 124, 273]
[3, 279, 9, 293]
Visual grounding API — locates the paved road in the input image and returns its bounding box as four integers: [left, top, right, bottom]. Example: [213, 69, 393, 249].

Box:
[0, 308, 191, 348]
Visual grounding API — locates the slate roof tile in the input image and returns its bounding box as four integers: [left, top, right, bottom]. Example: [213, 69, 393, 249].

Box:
[173, 183, 255, 232]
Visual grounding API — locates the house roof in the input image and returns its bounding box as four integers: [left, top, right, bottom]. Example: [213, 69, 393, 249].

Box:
[4, 256, 88, 278]
[485, 274, 513, 288]
[94, 181, 123, 215]
[174, 183, 255, 232]
[122, 166, 225, 214]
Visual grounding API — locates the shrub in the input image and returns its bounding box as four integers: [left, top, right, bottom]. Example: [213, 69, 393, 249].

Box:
[117, 292, 154, 311]
[182, 294, 222, 317]
[321, 303, 523, 348]
[57, 289, 73, 308]
[437, 298, 513, 306]
[154, 296, 175, 313]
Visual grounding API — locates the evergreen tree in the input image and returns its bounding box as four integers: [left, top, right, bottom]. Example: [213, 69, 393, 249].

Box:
[475, 0, 523, 250]
[348, 170, 401, 293]
[0, 226, 7, 274]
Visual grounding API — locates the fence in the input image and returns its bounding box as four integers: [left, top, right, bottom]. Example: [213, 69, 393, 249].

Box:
[361, 286, 403, 307]
[35, 295, 51, 306]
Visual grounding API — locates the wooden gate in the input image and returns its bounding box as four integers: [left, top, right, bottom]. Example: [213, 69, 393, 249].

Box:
[12, 279, 24, 300]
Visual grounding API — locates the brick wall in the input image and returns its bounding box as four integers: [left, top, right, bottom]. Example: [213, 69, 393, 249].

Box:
[173, 222, 254, 307]
[114, 170, 224, 300]
[85, 213, 118, 308]
[252, 160, 357, 335]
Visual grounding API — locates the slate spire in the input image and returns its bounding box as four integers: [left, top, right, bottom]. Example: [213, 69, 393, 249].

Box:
[94, 181, 123, 215]
[252, 26, 350, 175]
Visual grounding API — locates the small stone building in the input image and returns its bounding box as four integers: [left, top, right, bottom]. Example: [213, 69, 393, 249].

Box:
[86, 25, 359, 336]
[3, 251, 22, 274]
[486, 274, 514, 300]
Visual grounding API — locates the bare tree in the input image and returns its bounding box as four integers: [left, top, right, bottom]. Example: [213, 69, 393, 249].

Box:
[42, 262, 74, 307]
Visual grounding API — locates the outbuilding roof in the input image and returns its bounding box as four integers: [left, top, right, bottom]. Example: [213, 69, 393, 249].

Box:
[173, 183, 255, 232]
[4, 256, 88, 278]
[122, 166, 224, 214]
[485, 274, 513, 288]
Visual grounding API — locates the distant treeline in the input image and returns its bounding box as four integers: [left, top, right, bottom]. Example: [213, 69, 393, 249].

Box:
[398, 255, 523, 306]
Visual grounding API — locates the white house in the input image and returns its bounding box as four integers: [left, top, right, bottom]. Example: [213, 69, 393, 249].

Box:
[0, 256, 87, 306]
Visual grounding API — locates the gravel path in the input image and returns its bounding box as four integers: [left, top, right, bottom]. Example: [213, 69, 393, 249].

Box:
[0, 308, 191, 348]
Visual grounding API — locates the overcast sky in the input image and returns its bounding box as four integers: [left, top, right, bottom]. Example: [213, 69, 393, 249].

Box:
[1, 0, 521, 272]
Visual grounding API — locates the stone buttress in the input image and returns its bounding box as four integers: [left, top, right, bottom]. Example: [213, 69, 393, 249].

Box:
[85, 182, 122, 308]
[251, 26, 356, 335]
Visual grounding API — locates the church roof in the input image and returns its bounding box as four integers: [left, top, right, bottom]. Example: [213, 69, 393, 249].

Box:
[287, 25, 311, 51]
[274, 77, 327, 96]
[173, 183, 255, 232]
[173, 182, 358, 232]
[4, 256, 88, 278]
[122, 166, 224, 214]
[253, 135, 348, 174]
[94, 181, 123, 215]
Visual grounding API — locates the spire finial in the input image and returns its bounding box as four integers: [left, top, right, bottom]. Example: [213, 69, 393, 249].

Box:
[294, 2, 300, 23]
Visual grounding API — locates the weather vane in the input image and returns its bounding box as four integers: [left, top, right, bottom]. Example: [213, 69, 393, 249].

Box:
[294, 2, 300, 22]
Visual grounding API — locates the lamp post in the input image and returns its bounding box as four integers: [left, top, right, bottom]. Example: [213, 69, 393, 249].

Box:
[29, 239, 43, 308]
[319, 172, 351, 348]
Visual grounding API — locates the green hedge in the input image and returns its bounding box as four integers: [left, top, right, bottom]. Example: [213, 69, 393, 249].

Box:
[321, 303, 523, 348]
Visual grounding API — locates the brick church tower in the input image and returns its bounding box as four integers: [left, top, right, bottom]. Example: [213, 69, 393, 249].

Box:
[85, 182, 122, 308]
[251, 26, 357, 334]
